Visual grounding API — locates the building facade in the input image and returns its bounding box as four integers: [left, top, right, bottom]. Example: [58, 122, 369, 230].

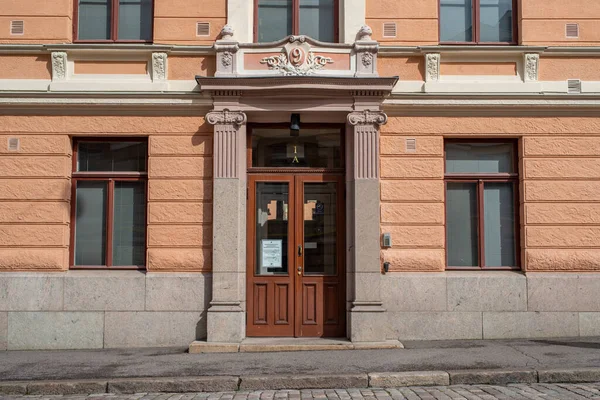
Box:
[1, 0, 600, 350]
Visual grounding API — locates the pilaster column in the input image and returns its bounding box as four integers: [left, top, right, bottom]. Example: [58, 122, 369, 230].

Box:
[205, 109, 247, 343]
[346, 110, 387, 342]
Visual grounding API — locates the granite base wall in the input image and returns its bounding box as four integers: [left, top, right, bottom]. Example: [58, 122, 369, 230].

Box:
[383, 272, 600, 341]
[0, 271, 211, 350]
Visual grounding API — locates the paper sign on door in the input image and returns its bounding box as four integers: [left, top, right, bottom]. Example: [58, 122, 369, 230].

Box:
[261, 239, 283, 268]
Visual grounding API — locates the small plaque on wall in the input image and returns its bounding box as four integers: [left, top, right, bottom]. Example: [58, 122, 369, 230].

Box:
[261, 239, 282, 268]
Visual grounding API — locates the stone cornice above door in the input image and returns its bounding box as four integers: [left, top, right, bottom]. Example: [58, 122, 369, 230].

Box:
[195, 75, 398, 112]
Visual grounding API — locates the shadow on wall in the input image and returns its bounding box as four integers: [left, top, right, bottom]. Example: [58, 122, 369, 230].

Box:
[200, 56, 217, 77]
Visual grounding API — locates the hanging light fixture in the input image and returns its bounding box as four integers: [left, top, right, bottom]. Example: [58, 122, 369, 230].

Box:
[290, 113, 300, 137]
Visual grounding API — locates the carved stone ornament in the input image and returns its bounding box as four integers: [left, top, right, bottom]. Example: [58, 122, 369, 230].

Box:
[51, 52, 67, 81]
[260, 38, 334, 76]
[347, 110, 388, 126]
[425, 53, 440, 82]
[361, 52, 374, 67]
[524, 53, 539, 82]
[206, 110, 247, 127]
[220, 24, 234, 40]
[221, 52, 233, 67]
[152, 52, 167, 81]
[357, 25, 373, 41]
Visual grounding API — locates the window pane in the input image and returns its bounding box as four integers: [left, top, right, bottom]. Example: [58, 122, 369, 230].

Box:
[118, 0, 153, 41]
[252, 128, 342, 168]
[257, 0, 292, 42]
[75, 181, 107, 266]
[440, 0, 473, 42]
[303, 182, 337, 275]
[256, 182, 289, 275]
[299, 0, 335, 42]
[484, 182, 516, 267]
[78, 0, 111, 40]
[446, 182, 478, 267]
[113, 181, 146, 266]
[446, 143, 513, 174]
[77, 142, 147, 172]
[480, 0, 513, 42]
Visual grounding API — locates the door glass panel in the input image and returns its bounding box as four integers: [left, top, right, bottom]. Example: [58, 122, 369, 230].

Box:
[256, 182, 289, 275]
[299, 0, 335, 43]
[252, 128, 342, 168]
[303, 182, 337, 275]
[446, 182, 479, 267]
[484, 182, 516, 267]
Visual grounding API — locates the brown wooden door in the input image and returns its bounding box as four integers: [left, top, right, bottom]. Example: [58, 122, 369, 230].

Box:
[246, 174, 345, 337]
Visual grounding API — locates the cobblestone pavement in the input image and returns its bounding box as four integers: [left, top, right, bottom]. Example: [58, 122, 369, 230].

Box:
[5, 384, 600, 400]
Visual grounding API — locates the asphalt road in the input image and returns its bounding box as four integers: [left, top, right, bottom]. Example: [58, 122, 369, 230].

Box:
[1, 337, 600, 382]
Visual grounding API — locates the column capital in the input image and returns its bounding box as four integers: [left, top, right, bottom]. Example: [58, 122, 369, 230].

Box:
[206, 109, 247, 126]
[347, 110, 388, 127]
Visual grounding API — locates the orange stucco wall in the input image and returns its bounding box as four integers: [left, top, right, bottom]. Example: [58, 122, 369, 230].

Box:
[0, 0, 72, 43]
[153, 0, 226, 45]
[0, 55, 51, 79]
[0, 115, 213, 272]
[366, 0, 438, 44]
[521, 0, 600, 46]
[380, 115, 600, 272]
[3, 114, 599, 273]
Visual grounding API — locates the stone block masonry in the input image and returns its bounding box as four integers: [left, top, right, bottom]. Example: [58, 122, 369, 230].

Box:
[0, 272, 211, 350]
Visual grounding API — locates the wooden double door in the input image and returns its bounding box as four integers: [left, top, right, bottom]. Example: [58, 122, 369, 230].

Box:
[246, 174, 346, 337]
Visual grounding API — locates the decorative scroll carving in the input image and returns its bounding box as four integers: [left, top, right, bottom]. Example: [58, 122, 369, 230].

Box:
[152, 52, 167, 81]
[524, 53, 539, 82]
[425, 53, 440, 82]
[221, 52, 233, 67]
[357, 25, 373, 41]
[347, 110, 388, 127]
[361, 52, 374, 67]
[220, 24, 234, 40]
[260, 39, 334, 76]
[205, 109, 247, 127]
[51, 52, 67, 81]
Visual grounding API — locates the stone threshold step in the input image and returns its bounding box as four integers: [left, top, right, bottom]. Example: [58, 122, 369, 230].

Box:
[189, 338, 404, 353]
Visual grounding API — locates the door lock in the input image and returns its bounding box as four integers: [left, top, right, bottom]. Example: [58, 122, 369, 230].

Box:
[297, 266, 302, 275]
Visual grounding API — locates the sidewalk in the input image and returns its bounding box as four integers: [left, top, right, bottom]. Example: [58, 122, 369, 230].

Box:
[1, 337, 600, 395]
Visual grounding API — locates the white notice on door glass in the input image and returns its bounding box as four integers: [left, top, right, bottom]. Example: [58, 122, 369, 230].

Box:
[261, 239, 282, 268]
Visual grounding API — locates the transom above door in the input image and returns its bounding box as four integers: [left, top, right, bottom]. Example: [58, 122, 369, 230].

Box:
[246, 125, 345, 337]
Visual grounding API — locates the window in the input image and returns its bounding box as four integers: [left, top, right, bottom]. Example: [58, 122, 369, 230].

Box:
[71, 139, 148, 269]
[439, 0, 516, 44]
[255, 0, 337, 43]
[75, 0, 153, 42]
[444, 141, 519, 269]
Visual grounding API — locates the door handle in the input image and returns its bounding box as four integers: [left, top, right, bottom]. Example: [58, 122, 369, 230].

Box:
[298, 245, 302, 257]
[297, 266, 302, 275]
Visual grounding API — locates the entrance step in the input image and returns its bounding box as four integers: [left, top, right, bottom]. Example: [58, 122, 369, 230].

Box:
[188, 338, 403, 354]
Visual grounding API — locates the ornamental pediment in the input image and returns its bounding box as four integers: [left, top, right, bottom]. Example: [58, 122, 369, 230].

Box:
[214, 27, 379, 78]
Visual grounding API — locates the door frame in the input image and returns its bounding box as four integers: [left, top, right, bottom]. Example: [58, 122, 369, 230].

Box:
[245, 124, 346, 337]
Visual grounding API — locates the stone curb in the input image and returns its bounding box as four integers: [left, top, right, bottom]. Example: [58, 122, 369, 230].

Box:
[538, 368, 600, 383]
[239, 375, 368, 390]
[2, 367, 600, 395]
[368, 372, 449, 387]
[447, 369, 538, 385]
